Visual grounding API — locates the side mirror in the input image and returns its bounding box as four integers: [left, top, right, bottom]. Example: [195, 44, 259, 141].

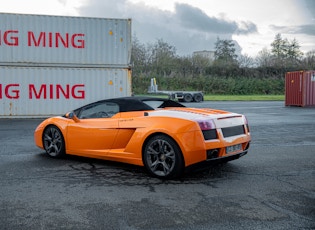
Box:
[66, 112, 80, 122]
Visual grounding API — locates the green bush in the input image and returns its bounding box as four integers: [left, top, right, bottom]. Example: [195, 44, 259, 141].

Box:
[132, 74, 284, 95]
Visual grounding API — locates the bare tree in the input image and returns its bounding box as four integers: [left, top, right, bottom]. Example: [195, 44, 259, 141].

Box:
[256, 48, 273, 67]
[192, 54, 211, 75]
[131, 35, 148, 75]
[286, 38, 303, 67]
[301, 49, 315, 70]
[149, 39, 177, 76]
[270, 33, 304, 68]
[238, 54, 255, 68]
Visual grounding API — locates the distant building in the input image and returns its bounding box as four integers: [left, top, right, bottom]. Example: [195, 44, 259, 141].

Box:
[193, 50, 215, 64]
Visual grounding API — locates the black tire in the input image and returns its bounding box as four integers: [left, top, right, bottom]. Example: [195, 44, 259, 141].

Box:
[143, 135, 184, 179]
[42, 125, 65, 158]
[183, 93, 193, 102]
[193, 93, 203, 102]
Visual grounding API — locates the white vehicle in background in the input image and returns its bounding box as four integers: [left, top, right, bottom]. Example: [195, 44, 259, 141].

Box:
[148, 78, 204, 102]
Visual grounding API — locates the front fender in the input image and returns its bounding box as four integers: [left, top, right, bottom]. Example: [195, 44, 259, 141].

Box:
[34, 117, 70, 149]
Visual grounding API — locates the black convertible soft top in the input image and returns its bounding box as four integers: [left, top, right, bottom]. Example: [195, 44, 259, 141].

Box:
[108, 96, 185, 112]
[73, 96, 185, 114]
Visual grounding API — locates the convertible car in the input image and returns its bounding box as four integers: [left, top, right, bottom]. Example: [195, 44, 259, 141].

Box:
[34, 96, 251, 179]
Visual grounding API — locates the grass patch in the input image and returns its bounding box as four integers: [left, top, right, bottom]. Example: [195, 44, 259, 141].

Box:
[140, 94, 285, 101]
[204, 94, 285, 101]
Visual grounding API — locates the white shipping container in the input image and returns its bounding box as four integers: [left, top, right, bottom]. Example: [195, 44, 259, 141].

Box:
[0, 66, 132, 117]
[0, 13, 131, 67]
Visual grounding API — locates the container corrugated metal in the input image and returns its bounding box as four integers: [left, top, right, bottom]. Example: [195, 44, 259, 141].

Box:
[0, 13, 131, 67]
[285, 70, 315, 107]
[0, 66, 132, 117]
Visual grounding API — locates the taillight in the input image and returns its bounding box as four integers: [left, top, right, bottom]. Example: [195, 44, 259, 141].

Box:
[196, 118, 217, 140]
[244, 116, 250, 132]
[243, 116, 248, 125]
[196, 118, 216, 130]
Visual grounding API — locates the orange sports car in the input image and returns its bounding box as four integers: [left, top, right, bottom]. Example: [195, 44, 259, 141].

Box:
[34, 96, 251, 179]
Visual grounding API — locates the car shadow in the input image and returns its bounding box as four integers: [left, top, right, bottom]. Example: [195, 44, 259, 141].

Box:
[35, 152, 241, 186]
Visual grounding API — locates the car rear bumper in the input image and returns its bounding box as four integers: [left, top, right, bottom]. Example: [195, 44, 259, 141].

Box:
[185, 149, 249, 173]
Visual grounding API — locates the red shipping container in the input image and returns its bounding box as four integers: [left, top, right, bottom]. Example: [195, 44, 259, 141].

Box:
[285, 70, 315, 107]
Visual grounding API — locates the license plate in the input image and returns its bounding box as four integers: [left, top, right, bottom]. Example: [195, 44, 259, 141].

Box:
[226, 144, 242, 154]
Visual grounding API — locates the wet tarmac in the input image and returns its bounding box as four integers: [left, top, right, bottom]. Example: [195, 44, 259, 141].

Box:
[1, 101, 314, 229]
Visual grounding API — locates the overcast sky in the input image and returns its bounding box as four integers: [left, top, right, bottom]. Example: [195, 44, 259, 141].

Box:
[1, 0, 315, 57]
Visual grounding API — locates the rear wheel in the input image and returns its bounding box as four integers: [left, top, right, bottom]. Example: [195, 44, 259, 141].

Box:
[43, 125, 65, 158]
[183, 93, 193, 102]
[143, 135, 184, 179]
[193, 93, 203, 102]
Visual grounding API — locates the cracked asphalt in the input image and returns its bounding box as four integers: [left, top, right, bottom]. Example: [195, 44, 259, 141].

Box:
[0, 101, 314, 230]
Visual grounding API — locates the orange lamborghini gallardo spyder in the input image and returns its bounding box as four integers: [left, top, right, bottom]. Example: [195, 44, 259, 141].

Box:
[34, 97, 251, 179]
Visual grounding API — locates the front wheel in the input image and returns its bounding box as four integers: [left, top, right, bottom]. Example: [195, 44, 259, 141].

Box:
[43, 125, 65, 158]
[143, 135, 184, 179]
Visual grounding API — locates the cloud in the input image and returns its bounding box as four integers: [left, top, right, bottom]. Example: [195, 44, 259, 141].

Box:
[235, 21, 258, 35]
[174, 3, 257, 35]
[270, 24, 315, 36]
[78, 0, 127, 18]
[304, 0, 315, 19]
[297, 24, 315, 35]
[78, 0, 257, 55]
[174, 3, 236, 34]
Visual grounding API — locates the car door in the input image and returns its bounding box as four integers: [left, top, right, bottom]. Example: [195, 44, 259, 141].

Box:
[66, 101, 120, 156]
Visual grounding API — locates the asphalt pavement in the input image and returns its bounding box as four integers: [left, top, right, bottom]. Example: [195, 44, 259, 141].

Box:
[0, 101, 314, 230]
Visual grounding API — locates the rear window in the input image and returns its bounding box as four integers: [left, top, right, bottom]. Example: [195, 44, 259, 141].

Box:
[142, 100, 185, 109]
[142, 100, 165, 109]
